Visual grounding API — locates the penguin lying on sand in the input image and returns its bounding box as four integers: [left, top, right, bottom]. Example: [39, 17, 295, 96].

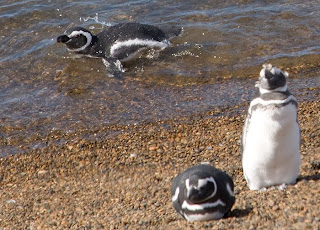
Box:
[171, 164, 235, 222]
[242, 63, 301, 191]
[57, 22, 182, 67]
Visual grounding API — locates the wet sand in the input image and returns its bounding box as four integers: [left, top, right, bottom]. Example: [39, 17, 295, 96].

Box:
[0, 99, 319, 229]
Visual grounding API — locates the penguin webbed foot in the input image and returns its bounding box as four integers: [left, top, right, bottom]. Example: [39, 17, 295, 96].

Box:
[257, 183, 288, 192]
[223, 209, 233, 218]
[277, 183, 287, 190]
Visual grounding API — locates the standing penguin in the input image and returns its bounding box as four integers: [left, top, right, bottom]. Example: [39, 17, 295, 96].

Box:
[170, 164, 235, 221]
[242, 63, 301, 190]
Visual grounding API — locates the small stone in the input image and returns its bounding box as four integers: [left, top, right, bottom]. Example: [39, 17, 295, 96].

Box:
[268, 200, 275, 206]
[148, 145, 158, 151]
[6, 199, 16, 204]
[272, 205, 280, 211]
[38, 170, 48, 175]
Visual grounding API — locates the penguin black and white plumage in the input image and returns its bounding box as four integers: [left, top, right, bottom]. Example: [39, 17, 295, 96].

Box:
[242, 63, 301, 191]
[57, 23, 182, 63]
[170, 164, 235, 222]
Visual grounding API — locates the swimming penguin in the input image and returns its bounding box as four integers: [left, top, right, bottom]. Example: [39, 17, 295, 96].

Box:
[57, 23, 182, 63]
[170, 164, 235, 222]
[242, 63, 301, 191]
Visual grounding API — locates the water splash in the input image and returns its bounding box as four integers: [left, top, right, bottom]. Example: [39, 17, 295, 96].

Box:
[102, 58, 125, 77]
[79, 13, 112, 28]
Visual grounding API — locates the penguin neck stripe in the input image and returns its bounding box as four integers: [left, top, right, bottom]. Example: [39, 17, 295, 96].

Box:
[181, 199, 226, 211]
[259, 85, 288, 94]
[110, 39, 169, 55]
[183, 211, 224, 222]
[68, 30, 92, 52]
[249, 95, 297, 113]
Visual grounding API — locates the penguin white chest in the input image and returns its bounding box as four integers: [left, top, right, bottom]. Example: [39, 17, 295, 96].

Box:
[242, 103, 301, 190]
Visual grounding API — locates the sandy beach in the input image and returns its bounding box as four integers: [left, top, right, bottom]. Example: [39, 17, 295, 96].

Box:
[0, 98, 319, 229]
[1, 0, 320, 228]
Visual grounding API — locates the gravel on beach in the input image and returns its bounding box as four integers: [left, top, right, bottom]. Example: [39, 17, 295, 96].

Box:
[0, 100, 319, 229]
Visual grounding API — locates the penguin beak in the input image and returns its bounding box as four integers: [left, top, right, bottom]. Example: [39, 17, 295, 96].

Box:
[57, 35, 70, 43]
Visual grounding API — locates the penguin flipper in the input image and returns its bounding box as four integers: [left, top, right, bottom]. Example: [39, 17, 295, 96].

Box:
[111, 45, 147, 62]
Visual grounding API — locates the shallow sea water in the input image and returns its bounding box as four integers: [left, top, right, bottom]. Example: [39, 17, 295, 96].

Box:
[0, 0, 320, 155]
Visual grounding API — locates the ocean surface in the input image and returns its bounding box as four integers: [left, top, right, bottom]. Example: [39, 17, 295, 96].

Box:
[0, 0, 319, 156]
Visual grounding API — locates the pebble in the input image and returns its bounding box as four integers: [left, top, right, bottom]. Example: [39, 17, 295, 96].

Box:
[6, 199, 16, 204]
[0, 101, 319, 229]
[148, 145, 158, 151]
[37, 170, 48, 175]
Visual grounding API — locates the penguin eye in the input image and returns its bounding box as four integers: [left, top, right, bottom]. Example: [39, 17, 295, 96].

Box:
[74, 34, 80, 38]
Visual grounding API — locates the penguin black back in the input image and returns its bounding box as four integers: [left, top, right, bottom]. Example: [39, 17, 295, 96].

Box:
[99, 23, 167, 42]
[171, 164, 235, 222]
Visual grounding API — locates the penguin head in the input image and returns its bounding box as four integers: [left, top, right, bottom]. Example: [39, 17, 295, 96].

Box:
[256, 63, 289, 92]
[185, 175, 217, 203]
[57, 27, 93, 52]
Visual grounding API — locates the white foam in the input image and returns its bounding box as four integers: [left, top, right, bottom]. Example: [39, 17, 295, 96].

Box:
[114, 59, 124, 72]
[79, 13, 112, 27]
[102, 58, 110, 68]
[102, 59, 124, 73]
